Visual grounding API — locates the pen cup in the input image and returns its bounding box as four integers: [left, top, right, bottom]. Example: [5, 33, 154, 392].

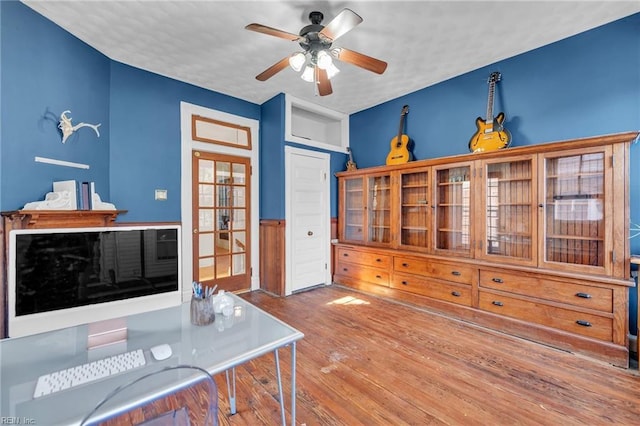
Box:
[190, 296, 215, 326]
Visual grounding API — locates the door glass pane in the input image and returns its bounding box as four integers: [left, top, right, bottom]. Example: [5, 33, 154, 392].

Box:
[199, 160, 214, 183]
[233, 187, 246, 208]
[199, 210, 214, 232]
[232, 163, 246, 184]
[232, 254, 246, 275]
[232, 209, 245, 230]
[217, 185, 231, 208]
[368, 175, 391, 243]
[217, 209, 230, 232]
[216, 162, 231, 183]
[216, 256, 231, 278]
[233, 232, 246, 253]
[400, 170, 429, 248]
[435, 166, 471, 252]
[485, 160, 532, 260]
[544, 153, 604, 266]
[199, 234, 214, 256]
[199, 258, 214, 281]
[344, 178, 364, 241]
[199, 184, 214, 207]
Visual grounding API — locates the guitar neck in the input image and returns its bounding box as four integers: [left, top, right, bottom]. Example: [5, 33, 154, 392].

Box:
[485, 81, 496, 124]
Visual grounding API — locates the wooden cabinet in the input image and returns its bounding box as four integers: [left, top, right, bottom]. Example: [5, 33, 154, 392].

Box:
[335, 132, 637, 367]
[338, 172, 392, 246]
[398, 167, 431, 252]
[476, 155, 537, 267]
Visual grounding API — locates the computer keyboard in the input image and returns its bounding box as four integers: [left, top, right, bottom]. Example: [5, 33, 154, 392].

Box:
[33, 349, 146, 399]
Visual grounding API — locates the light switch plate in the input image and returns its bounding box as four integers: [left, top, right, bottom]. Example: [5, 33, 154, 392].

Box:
[155, 189, 168, 201]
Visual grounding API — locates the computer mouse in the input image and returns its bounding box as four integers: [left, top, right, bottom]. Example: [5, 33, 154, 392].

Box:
[150, 344, 172, 361]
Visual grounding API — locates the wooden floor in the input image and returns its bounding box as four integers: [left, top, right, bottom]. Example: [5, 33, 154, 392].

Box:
[213, 285, 640, 425]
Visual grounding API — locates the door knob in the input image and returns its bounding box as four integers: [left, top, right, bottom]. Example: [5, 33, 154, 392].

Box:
[307, 231, 313, 236]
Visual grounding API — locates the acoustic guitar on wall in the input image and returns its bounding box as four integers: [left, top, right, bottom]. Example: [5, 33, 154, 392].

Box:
[386, 105, 411, 165]
[468, 71, 511, 153]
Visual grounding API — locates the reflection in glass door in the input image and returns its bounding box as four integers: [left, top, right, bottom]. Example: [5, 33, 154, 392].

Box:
[193, 151, 250, 292]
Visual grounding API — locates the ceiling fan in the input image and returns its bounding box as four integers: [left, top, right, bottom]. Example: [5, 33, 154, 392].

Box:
[246, 8, 388, 96]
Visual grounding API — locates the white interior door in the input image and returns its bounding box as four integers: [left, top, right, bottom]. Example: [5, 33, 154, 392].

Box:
[285, 147, 331, 295]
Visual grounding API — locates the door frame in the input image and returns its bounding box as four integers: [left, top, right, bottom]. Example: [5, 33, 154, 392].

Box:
[284, 146, 331, 296]
[180, 101, 260, 301]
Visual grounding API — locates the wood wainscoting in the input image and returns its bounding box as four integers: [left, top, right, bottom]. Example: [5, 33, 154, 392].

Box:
[259, 219, 285, 295]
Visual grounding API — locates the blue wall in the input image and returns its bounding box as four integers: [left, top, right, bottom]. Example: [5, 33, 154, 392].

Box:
[349, 13, 640, 334]
[1, 1, 111, 210]
[0, 1, 260, 222]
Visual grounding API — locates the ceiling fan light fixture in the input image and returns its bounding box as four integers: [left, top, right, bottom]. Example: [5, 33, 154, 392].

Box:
[325, 62, 340, 79]
[288, 52, 306, 72]
[301, 64, 315, 83]
[316, 50, 333, 70]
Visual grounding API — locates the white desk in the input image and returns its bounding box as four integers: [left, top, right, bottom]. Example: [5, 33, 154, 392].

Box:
[0, 293, 303, 425]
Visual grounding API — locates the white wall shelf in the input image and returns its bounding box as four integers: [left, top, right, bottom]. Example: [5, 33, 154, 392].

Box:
[285, 94, 349, 153]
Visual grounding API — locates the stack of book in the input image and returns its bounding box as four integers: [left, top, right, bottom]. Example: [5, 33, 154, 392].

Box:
[53, 180, 97, 210]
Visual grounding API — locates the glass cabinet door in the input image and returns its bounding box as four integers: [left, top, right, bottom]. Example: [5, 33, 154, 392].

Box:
[434, 163, 472, 256]
[342, 176, 365, 242]
[367, 174, 391, 245]
[540, 147, 610, 274]
[478, 156, 537, 266]
[399, 167, 430, 251]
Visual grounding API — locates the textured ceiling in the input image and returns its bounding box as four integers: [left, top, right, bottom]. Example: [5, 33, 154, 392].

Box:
[21, 1, 640, 114]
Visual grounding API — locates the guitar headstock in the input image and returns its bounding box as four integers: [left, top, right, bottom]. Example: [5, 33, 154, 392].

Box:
[488, 72, 501, 84]
[401, 105, 409, 115]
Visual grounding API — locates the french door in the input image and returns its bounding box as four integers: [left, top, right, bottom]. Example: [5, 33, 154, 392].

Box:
[192, 151, 251, 292]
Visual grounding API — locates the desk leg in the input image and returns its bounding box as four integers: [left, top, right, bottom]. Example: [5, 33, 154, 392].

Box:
[274, 349, 286, 426]
[291, 341, 297, 426]
[225, 368, 237, 415]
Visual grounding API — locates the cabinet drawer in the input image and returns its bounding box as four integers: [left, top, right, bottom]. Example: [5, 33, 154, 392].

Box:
[479, 270, 613, 312]
[478, 291, 613, 342]
[337, 248, 391, 269]
[336, 261, 390, 287]
[394, 258, 475, 285]
[391, 273, 471, 306]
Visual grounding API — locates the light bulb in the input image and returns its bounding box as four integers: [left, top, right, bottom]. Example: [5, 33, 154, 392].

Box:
[326, 62, 340, 79]
[288, 52, 305, 72]
[301, 64, 315, 83]
[317, 50, 333, 70]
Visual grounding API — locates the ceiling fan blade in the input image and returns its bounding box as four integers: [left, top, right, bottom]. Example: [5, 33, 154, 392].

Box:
[315, 67, 333, 96]
[256, 57, 290, 81]
[319, 8, 363, 41]
[334, 47, 388, 74]
[245, 23, 301, 41]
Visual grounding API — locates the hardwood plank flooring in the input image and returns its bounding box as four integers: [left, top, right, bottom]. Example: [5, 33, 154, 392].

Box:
[213, 285, 640, 425]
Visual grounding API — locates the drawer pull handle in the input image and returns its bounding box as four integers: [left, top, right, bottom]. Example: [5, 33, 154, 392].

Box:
[376, 258, 382, 262]
[402, 263, 409, 267]
[375, 275, 382, 279]
[343, 253, 349, 257]
[342, 268, 348, 272]
[492, 278, 504, 283]
[401, 281, 408, 285]
[576, 320, 592, 327]
[575, 292, 592, 299]
[492, 301, 504, 307]
[451, 291, 461, 297]
[451, 271, 461, 276]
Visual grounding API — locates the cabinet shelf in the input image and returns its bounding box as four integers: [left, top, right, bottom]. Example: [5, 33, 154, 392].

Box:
[547, 172, 603, 179]
[402, 203, 429, 207]
[402, 226, 429, 231]
[546, 234, 604, 242]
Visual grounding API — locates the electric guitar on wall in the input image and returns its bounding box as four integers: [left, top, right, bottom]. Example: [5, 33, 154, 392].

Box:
[468, 71, 511, 153]
[346, 147, 357, 171]
[386, 105, 411, 165]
